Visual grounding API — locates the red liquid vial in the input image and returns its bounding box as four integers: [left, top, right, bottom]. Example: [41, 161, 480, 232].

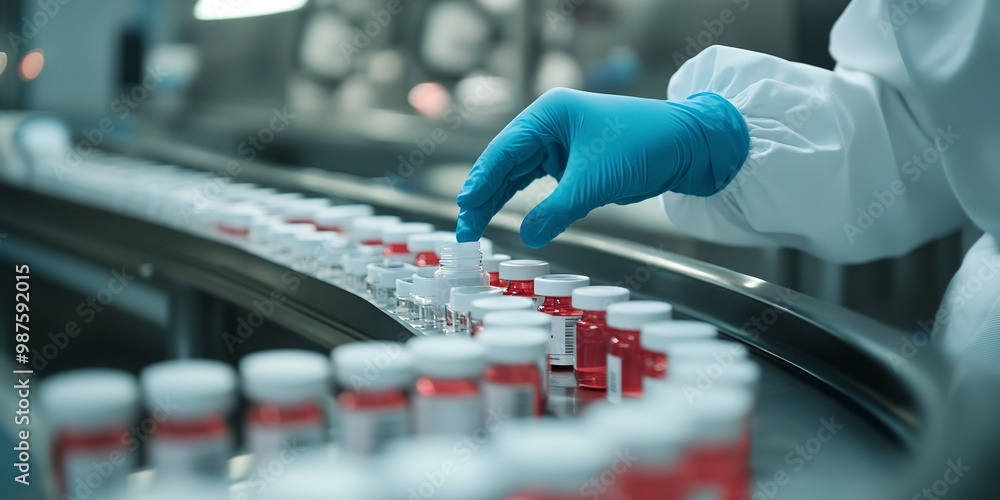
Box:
[141, 360, 236, 481]
[640, 320, 717, 386]
[483, 253, 511, 288]
[499, 260, 549, 307]
[241, 350, 330, 463]
[42, 369, 138, 497]
[350, 215, 402, 247]
[676, 389, 753, 500]
[333, 342, 414, 455]
[313, 204, 374, 232]
[382, 222, 433, 262]
[478, 328, 549, 417]
[605, 301, 672, 402]
[571, 286, 630, 389]
[408, 336, 486, 435]
[535, 275, 591, 368]
[468, 296, 535, 336]
[408, 232, 450, 266]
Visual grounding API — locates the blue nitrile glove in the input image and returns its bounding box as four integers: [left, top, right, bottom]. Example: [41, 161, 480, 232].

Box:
[456, 88, 750, 248]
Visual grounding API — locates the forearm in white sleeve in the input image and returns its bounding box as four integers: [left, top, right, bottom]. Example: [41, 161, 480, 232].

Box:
[661, 45, 965, 264]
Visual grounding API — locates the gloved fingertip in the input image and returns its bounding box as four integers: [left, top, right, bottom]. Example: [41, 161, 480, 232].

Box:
[456, 209, 486, 242]
[519, 214, 556, 249]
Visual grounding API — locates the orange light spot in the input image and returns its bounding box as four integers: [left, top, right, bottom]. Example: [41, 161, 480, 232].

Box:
[19, 50, 45, 81]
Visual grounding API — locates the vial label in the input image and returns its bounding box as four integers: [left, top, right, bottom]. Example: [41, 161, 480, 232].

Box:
[413, 395, 484, 435]
[62, 448, 133, 495]
[247, 423, 325, 463]
[482, 381, 536, 418]
[548, 314, 580, 366]
[607, 354, 623, 404]
[340, 408, 409, 455]
[149, 436, 230, 479]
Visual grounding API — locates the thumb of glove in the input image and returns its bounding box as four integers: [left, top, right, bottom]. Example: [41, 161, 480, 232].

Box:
[519, 175, 607, 248]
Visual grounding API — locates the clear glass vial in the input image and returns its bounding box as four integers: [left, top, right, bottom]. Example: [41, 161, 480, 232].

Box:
[433, 241, 489, 328]
[447, 285, 504, 334]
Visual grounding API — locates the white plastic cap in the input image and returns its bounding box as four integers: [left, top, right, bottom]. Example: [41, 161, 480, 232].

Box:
[259, 192, 304, 209]
[248, 216, 283, 243]
[651, 387, 753, 443]
[264, 456, 383, 500]
[314, 237, 351, 265]
[342, 252, 381, 277]
[140, 360, 237, 418]
[414, 265, 439, 278]
[476, 328, 548, 364]
[279, 199, 331, 219]
[378, 263, 417, 288]
[482, 310, 551, 329]
[333, 342, 415, 392]
[383, 438, 511, 500]
[470, 296, 535, 321]
[664, 339, 749, 364]
[494, 421, 610, 491]
[534, 274, 590, 298]
[292, 231, 342, 256]
[584, 400, 691, 464]
[41, 369, 139, 430]
[572, 286, 630, 311]
[411, 275, 436, 297]
[396, 277, 414, 297]
[382, 222, 435, 244]
[448, 286, 504, 311]
[482, 253, 511, 273]
[408, 336, 487, 379]
[407, 231, 455, 253]
[218, 205, 265, 228]
[640, 321, 717, 352]
[665, 358, 762, 392]
[314, 205, 375, 228]
[240, 350, 330, 404]
[606, 301, 673, 330]
[270, 223, 316, 250]
[498, 260, 549, 281]
[351, 216, 402, 242]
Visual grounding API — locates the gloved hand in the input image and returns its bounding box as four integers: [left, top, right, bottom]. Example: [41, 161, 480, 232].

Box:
[456, 88, 750, 248]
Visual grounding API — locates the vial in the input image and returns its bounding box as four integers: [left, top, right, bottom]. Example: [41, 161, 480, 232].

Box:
[313, 204, 374, 232]
[499, 260, 549, 307]
[140, 360, 236, 482]
[366, 261, 417, 307]
[263, 454, 385, 499]
[481, 310, 553, 396]
[291, 232, 342, 273]
[476, 327, 549, 418]
[410, 274, 438, 330]
[382, 222, 434, 262]
[640, 320, 718, 388]
[350, 215, 403, 247]
[408, 336, 487, 436]
[216, 205, 264, 239]
[534, 274, 591, 368]
[434, 241, 490, 329]
[41, 369, 138, 499]
[395, 277, 415, 321]
[239, 350, 329, 466]
[469, 296, 536, 336]
[408, 231, 452, 267]
[585, 401, 690, 500]
[247, 215, 284, 249]
[313, 235, 352, 283]
[342, 250, 382, 295]
[483, 253, 511, 288]
[278, 198, 331, 224]
[270, 223, 316, 263]
[494, 421, 613, 500]
[447, 285, 504, 334]
[606, 301, 673, 403]
[572, 286, 630, 390]
[333, 342, 414, 455]
[257, 192, 304, 214]
[383, 438, 511, 500]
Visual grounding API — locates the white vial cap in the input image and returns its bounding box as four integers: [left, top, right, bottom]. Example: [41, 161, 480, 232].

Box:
[382, 222, 434, 244]
[482, 310, 551, 329]
[476, 328, 549, 364]
[653, 387, 753, 443]
[258, 192, 304, 208]
[333, 342, 415, 391]
[494, 421, 610, 491]
[140, 360, 237, 418]
[534, 274, 590, 297]
[240, 350, 330, 404]
[264, 458, 383, 500]
[407, 232, 450, 253]
[606, 301, 673, 330]
[414, 265, 439, 278]
[41, 369, 138, 430]
[343, 252, 381, 277]
[482, 253, 511, 273]
[396, 277, 414, 297]
[664, 339, 749, 364]
[498, 260, 550, 281]
[279, 198, 331, 219]
[470, 296, 535, 321]
[666, 358, 762, 392]
[410, 275, 436, 297]
[314, 204, 375, 227]
[383, 438, 511, 500]
[378, 263, 417, 288]
[270, 222, 316, 241]
[572, 286, 630, 311]
[292, 231, 341, 256]
[640, 320, 717, 352]
[218, 205, 265, 228]
[584, 400, 691, 464]
[350, 216, 402, 242]
[448, 285, 504, 311]
[408, 336, 487, 379]
[315, 237, 351, 265]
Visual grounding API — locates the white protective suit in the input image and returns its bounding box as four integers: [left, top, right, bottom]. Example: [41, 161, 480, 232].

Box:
[662, 0, 1000, 360]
